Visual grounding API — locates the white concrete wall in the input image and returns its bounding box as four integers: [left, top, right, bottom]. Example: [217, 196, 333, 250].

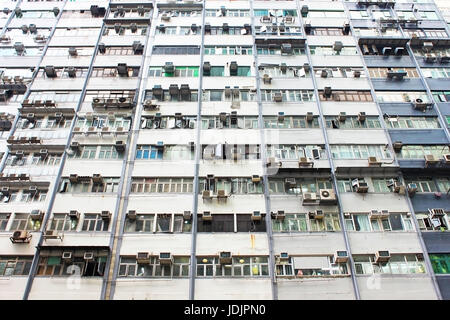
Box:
[273, 233, 346, 255]
[195, 279, 272, 300]
[340, 193, 410, 213]
[114, 279, 190, 300]
[0, 277, 29, 300]
[348, 232, 422, 254]
[120, 234, 191, 256]
[277, 277, 355, 300]
[196, 233, 268, 256]
[28, 278, 103, 300]
[356, 275, 438, 300]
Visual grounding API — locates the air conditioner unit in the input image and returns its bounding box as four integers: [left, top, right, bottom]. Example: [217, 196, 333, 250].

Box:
[279, 252, 289, 261]
[379, 210, 389, 218]
[252, 211, 262, 221]
[413, 99, 432, 111]
[375, 250, 391, 263]
[69, 174, 79, 183]
[159, 252, 173, 265]
[45, 66, 57, 78]
[275, 210, 285, 221]
[252, 175, 261, 183]
[28, 186, 38, 195]
[425, 154, 439, 166]
[324, 86, 332, 98]
[92, 174, 103, 184]
[202, 190, 212, 200]
[368, 156, 381, 167]
[407, 183, 418, 195]
[273, 92, 282, 102]
[136, 252, 150, 264]
[429, 208, 445, 218]
[369, 209, 381, 219]
[126, 210, 136, 220]
[84, 252, 94, 260]
[68, 47, 77, 56]
[334, 251, 349, 263]
[1, 187, 10, 196]
[333, 41, 343, 52]
[183, 211, 191, 220]
[358, 112, 366, 122]
[10, 230, 31, 243]
[443, 154, 450, 163]
[69, 210, 80, 219]
[310, 210, 324, 219]
[39, 149, 48, 159]
[44, 230, 60, 240]
[219, 252, 232, 265]
[352, 179, 369, 193]
[319, 189, 337, 204]
[217, 189, 228, 199]
[305, 112, 313, 122]
[62, 252, 72, 261]
[266, 157, 281, 168]
[285, 178, 296, 187]
[338, 112, 346, 122]
[202, 211, 212, 220]
[15, 150, 24, 159]
[143, 99, 158, 110]
[115, 140, 125, 152]
[101, 210, 111, 220]
[30, 209, 43, 221]
[263, 74, 272, 84]
[302, 192, 317, 204]
[281, 43, 292, 55]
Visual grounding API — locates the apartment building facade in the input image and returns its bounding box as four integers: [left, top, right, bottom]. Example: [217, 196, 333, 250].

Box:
[0, 0, 449, 300]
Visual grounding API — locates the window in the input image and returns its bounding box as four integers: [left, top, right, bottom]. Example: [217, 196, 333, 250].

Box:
[310, 46, 359, 56]
[416, 213, 448, 231]
[196, 256, 269, 277]
[10, 213, 40, 231]
[325, 116, 381, 129]
[199, 178, 263, 195]
[272, 214, 308, 232]
[0, 256, 33, 276]
[197, 214, 234, 232]
[204, 46, 253, 55]
[260, 90, 315, 102]
[429, 254, 450, 274]
[208, 67, 225, 77]
[152, 46, 200, 55]
[0, 213, 9, 231]
[331, 145, 392, 159]
[61, 177, 120, 193]
[319, 90, 373, 102]
[264, 116, 320, 129]
[345, 214, 414, 232]
[130, 178, 194, 193]
[81, 214, 109, 232]
[385, 116, 440, 129]
[118, 256, 190, 277]
[399, 145, 449, 159]
[272, 213, 340, 232]
[136, 146, 163, 160]
[376, 91, 430, 103]
[37, 253, 107, 277]
[354, 254, 426, 275]
[290, 256, 348, 276]
[404, 178, 437, 193]
[368, 68, 419, 78]
[49, 214, 78, 231]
